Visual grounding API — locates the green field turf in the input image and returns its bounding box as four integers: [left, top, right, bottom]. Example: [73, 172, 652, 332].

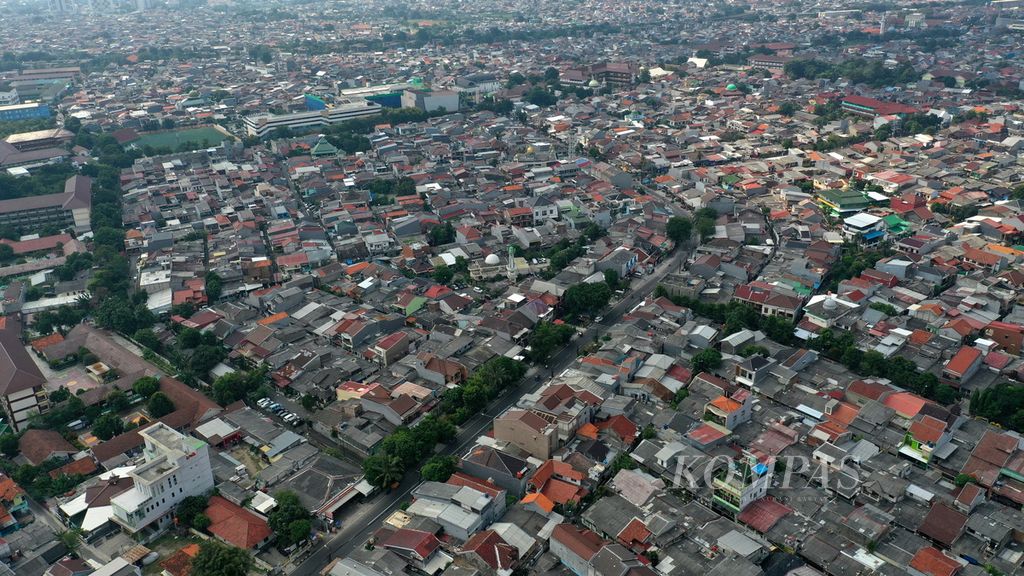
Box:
[133, 126, 232, 150]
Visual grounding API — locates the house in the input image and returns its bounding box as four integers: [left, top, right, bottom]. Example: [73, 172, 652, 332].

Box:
[942, 346, 983, 387]
[159, 543, 200, 576]
[493, 409, 558, 460]
[371, 332, 409, 367]
[918, 502, 968, 548]
[704, 389, 753, 431]
[204, 495, 272, 550]
[382, 528, 444, 569]
[550, 524, 606, 576]
[985, 321, 1024, 355]
[527, 460, 587, 507]
[460, 529, 519, 574]
[0, 315, 50, 432]
[908, 547, 962, 576]
[734, 356, 776, 389]
[900, 415, 951, 466]
[459, 446, 531, 497]
[0, 473, 28, 531]
[19, 429, 76, 466]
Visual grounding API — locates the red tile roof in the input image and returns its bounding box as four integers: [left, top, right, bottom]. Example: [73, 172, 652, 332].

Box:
[909, 415, 947, 444]
[552, 523, 605, 561]
[384, 528, 440, 560]
[204, 495, 272, 549]
[909, 547, 961, 576]
[944, 346, 981, 377]
[463, 530, 518, 570]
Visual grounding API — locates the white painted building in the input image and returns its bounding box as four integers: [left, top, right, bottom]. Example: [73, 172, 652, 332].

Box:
[110, 423, 214, 541]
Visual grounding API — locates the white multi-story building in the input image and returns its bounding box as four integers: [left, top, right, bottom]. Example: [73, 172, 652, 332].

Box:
[842, 213, 886, 247]
[111, 423, 214, 541]
[242, 98, 383, 138]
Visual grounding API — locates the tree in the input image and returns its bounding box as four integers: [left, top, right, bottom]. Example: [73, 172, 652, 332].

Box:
[190, 540, 253, 576]
[268, 491, 312, 548]
[133, 328, 161, 352]
[178, 327, 202, 349]
[642, 424, 657, 440]
[92, 414, 125, 441]
[301, 394, 317, 412]
[527, 321, 575, 363]
[544, 67, 560, 83]
[432, 265, 454, 285]
[428, 222, 455, 246]
[205, 271, 222, 302]
[954, 473, 977, 488]
[777, 102, 798, 116]
[58, 530, 81, 552]
[106, 390, 130, 412]
[603, 269, 620, 290]
[147, 392, 175, 418]
[0, 434, 19, 457]
[364, 453, 403, 490]
[176, 494, 210, 528]
[0, 244, 13, 263]
[561, 282, 612, 318]
[420, 455, 457, 482]
[691, 349, 722, 374]
[133, 376, 160, 398]
[192, 513, 211, 531]
[666, 216, 693, 245]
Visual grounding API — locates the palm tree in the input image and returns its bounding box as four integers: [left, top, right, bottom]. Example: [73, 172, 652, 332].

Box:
[366, 454, 403, 491]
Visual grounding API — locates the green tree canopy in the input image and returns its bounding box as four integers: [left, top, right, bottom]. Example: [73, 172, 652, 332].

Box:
[146, 392, 175, 418]
[190, 540, 253, 576]
[420, 455, 457, 482]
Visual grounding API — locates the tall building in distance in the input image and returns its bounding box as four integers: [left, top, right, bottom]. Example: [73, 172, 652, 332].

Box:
[110, 423, 215, 541]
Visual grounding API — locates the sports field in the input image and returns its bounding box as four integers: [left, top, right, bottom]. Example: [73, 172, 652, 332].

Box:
[133, 126, 232, 150]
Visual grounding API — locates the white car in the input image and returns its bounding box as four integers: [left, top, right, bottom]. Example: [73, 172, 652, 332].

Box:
[257, 398, 272, 408]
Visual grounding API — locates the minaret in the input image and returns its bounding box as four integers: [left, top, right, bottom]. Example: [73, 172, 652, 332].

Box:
[879, 12, 889, 36]
[506, 245, 517, 281]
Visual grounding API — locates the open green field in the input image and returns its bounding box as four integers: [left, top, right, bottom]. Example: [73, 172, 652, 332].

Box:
[133, 126, 232, 150]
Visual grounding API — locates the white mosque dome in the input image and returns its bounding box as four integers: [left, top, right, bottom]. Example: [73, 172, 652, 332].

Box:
[484, 254, 501, 265]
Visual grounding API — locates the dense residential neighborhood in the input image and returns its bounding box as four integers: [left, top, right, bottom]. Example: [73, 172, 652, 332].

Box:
[4, 1, 1024, 576]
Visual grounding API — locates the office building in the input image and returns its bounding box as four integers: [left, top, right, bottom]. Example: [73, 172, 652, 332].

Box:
[0, 174, 92, 233]
[243, 98, 382, 138]
[110, 423, 215, 541]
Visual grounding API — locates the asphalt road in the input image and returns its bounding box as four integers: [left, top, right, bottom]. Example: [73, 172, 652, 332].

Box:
[290, 249, 685, 575]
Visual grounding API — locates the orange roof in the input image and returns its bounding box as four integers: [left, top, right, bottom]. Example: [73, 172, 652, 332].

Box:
[909, 415, 947, 444]
[883, 391, 929, 418]
[577, 423, 599, 440]
[257, 312, 288, 326]
[909, 547, 961, 576]
[709, 396, 742, 413]
[541, 478, 587, 505]
[30, 332, 65, 352]
[945, 346, 982, 376]
[828, 402, 860, 427]
[520, 492, 555, 512]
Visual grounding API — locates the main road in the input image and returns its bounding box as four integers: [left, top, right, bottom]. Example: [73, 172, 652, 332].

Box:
[289, 247, 686, 576]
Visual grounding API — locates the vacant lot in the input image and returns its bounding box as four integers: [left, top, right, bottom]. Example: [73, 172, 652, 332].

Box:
[134, 126, 231, 150]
